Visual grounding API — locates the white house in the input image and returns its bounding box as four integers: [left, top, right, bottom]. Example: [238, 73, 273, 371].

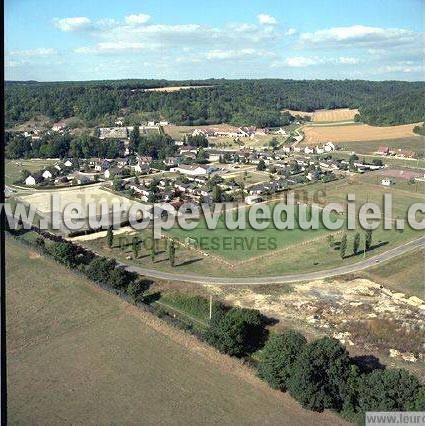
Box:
[245, 195, 263, 204]
[52, 121, 66, 132]
[42, 170, 52, 179]
[134, 157, 152, 174]
[304, 147, 314, 154]
[25, 175, 36, 186]
[381, 178, 394, 186]
[64, 160, 73, 167]
[174, 164, 214, 176]
[324, 142, 335, 152]
[276, 128, 288, 136]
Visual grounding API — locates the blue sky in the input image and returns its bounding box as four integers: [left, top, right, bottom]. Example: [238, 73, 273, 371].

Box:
[5, 0, 424, 81]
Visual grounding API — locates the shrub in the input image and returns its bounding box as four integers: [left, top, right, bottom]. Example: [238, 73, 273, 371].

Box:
[356, 369, 425, 413]
[49, 241, 78, 267]
[288, 337, 351, 411]
[85, 257, 116, 284]
[204, 307, 267, 357]
[257, 330, 307, 390]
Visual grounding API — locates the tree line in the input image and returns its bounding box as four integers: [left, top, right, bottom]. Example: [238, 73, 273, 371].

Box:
[5, 79, 424, 128]
[5, 130, 177, 160]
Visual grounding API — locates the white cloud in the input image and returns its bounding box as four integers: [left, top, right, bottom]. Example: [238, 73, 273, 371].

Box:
[53, 17, 92, 32]
[8, 48, 57, 57]
[380, 64, 423, 74]
[285, 56, 319, 67]
[125, 14, 151, 25]
[205, 48, 259, 60]
[285, 28, 297, 36]
[275, 56, 360, 67]
[299, 25, 420, 49]
[257, 14, 278, 25]
[74, 41, 156, 54]
[337, 56, 360, 64]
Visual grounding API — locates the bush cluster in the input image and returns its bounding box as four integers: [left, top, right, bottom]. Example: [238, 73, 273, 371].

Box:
[257, 331, 425, 422]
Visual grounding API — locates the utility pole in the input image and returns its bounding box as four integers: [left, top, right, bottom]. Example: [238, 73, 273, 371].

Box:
[209, 295, 213, 320]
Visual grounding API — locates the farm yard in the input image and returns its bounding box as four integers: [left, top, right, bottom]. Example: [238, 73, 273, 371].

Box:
[303, 123, 419, 145]
[7, 238, 342, 425]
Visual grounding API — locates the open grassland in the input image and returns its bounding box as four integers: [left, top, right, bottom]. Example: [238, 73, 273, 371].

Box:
[351, 171, 425, 194]
[312, 108, 358, 122]
[330, 150, 425, 168]
[6, 238, 344, 425]
[166, 206, 333, 262]
[322, 179, 425, 218]
[5, 158, 58, 185]
[338, 136, 425, 156]
[363, 248, 425, 298]
[304, 123, 419, 144]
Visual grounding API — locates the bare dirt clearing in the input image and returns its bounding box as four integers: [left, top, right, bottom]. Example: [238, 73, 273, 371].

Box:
[19, 185, 135, 217]
[207, 277, 425, 371]
[304, 123, 419, 144]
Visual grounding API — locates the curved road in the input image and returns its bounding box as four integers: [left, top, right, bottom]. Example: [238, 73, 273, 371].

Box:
[123, 236, 425, 285]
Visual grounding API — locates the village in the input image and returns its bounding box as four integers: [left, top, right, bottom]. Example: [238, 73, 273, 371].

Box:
[13, 116, 420, 211]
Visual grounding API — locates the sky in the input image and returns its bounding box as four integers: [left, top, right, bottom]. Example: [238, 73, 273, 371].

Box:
[4, 0, 424, 81]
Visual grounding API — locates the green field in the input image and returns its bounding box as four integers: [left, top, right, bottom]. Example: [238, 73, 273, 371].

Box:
[5, 158, 58, 185]
[167, 205, 333, 262]
[331, 151, 425, 170]
[6, 237, 345, 424]
[339, 136, 425, 156]
[363, 248, 425, 298]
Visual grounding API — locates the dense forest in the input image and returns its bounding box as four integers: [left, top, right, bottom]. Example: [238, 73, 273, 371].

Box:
[5, 79, 425, 128]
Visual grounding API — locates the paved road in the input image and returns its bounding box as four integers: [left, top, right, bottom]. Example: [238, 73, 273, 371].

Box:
[123, 236, 425, 286]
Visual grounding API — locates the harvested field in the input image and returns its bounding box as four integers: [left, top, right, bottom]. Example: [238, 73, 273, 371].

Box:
[312, 108, 358, 122]
[304, 123, 419, 144]
[6, 237, 344, 425]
